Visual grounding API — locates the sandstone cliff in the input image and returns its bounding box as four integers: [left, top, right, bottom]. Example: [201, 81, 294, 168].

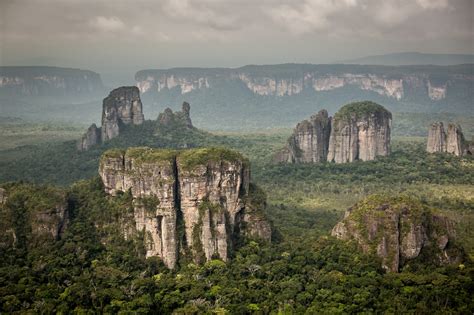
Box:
[99, 147, 271, 268]
[327, 101, 392, 163]
[136, 64, 473, 103]
[331, 195, 463, 272]
[426, 122, 470, 156]
[77, 123, 101, 151]
[426, 122, 447, 153]
[275, 110, 331, 163]
[0, 184, 68, 250]
[101, 86, 144, 141]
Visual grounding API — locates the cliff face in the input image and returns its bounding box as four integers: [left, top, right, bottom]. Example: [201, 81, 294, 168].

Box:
[99, 147, 271, 268]
[0, 66, 104, 97]
[135, 64, 473, 103]
[327, 102, 392, 163]
[0, 184, 68, 250]
[101, 86, 144, 141]
[426, 122, 447, 153]
[331, 195, 463, 272]
[426, 122, 470, 156]
[77, 123, 101, 151]
[275, 110, 331, 163]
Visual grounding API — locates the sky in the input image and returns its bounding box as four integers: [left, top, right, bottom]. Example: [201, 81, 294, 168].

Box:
[0, 0, 473, 80]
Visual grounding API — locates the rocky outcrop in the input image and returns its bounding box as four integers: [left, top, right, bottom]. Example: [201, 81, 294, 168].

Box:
[77, 123, 101, 151]
[78, 86, 145, 150]
[0, 66, 104, 97]
[426, 122, 470, 156]
[99, 147, 271, 268]
[0, 184, 69, 250]
[157, 102, 193, 128]
[331, 195, 463, 272]
[327, 102, 392, 163]
[426, 122, 447, 153]
[276, 102, 391, 164]
[101, 86, 144, 141]
[275, 110, 331, 163]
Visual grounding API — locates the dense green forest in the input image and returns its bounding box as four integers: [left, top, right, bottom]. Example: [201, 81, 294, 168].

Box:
[0, 114, 473, 313]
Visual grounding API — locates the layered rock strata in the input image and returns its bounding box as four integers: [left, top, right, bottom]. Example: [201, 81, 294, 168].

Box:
[99, 147, 271, 268]
[331, 195, 463, 272]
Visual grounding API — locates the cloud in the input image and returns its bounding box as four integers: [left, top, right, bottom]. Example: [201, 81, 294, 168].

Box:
[416, 0, 449, 9]
[89, 16, 126, 32]
[268, 0, 359, 34]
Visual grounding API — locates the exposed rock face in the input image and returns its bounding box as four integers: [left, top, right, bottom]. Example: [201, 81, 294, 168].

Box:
[331, 195, 463, 272]
[157, 102, 193, 128]
[426, 122, 469, 156]
[77, 123, 101, 151]
[446, 124, 466, 156]
[99, 147, 271, 268]
[275, 110, 331, 163]
[426, 122, 447, 153]
[101, 86, 144, 141]
[136, 65, 473, 104]
[327, 102, 392, 163]
[0, 184, 69, 250]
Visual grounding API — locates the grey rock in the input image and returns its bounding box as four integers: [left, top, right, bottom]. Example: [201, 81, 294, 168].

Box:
[101, 86, 144, 141]
[426, 122, 447, 153]
[99, 147, 271, 269]
[275, 110, 331, 163]
[327, 102, 392, 163]
[331, 195, 463, 272]
[77, 123, 101, 151]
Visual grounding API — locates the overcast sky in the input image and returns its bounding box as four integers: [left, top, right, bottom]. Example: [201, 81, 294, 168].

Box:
[0, 0, 473, 77]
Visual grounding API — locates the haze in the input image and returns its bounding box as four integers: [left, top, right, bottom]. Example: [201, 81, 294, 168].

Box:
[1, 0, 473, 83]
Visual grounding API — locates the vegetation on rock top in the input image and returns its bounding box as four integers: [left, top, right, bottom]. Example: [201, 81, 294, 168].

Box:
[334, 101, 392, 121]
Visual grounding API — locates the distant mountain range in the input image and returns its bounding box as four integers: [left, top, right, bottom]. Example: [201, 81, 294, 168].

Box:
[342, 52, 474, 66]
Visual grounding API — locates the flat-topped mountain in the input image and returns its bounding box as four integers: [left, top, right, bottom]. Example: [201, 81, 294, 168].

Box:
[0, 66, 104, 97]
[100, 147, 271, 268]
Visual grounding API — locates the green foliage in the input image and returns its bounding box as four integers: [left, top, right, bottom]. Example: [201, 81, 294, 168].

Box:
[177, 147, 247, 171]
[334, 100, 391, 121]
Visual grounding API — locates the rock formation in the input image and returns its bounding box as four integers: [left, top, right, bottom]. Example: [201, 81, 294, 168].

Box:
[77, 86, 145, 150]
[157, 102, 193, 128]
[0, 184, 69, 250]
[426, 122, 447, 153]
[275, 110, 331, 163]
[276, 102, 392, 164]
[77, 123, 101, 151]
[426, 122, 470, 156]
[327, 102, 391, 163]
[99, 147, 271, 268]
[101, 86, 144, 141]
[331, 195, 463, 272]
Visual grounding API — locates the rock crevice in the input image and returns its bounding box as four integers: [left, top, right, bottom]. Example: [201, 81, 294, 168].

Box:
[99, 147, 271, 268]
